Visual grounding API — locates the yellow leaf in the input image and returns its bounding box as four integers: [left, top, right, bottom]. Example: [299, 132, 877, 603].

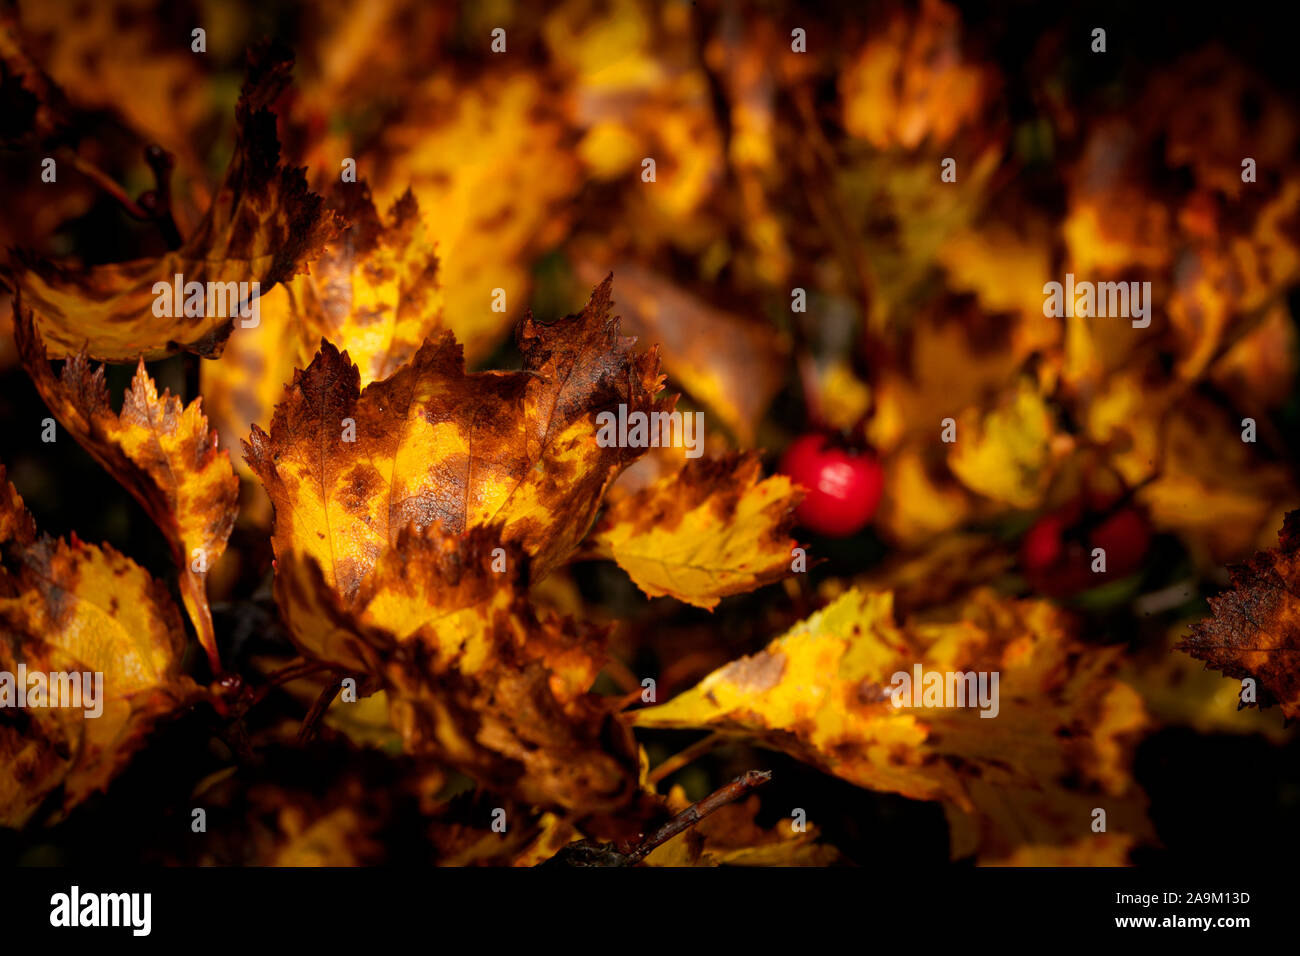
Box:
[245, 276, 668, 648]
[947, 379, 1058, 509]
[839, 0, 994, 150]
[372, 71, 579, 361]
[572, 262, 787, 445]
[243, 280, 665, 810]
[589, 453, 802, 610]
[0, 465, 194, 827]
[202, 183, 444, 478]
[358, 527, 641, 813]
[1126, 627, 1291, 743]
[635, 587, 1152, 861]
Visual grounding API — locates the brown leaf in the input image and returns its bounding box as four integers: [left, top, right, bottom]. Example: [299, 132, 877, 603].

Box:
[15, 307, 239, 672]
[374, 527, 641, 815]
[0, 6, 68, 145]
[202, 181, 444, 476]
[574, 261, 786, 444]
[243, 278, 666, 812]
[245, 275, 669, 643]
[1180, 511, 1300, 719]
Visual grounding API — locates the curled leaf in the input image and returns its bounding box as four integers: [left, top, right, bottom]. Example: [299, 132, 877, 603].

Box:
[15, 307, 239, 672]
[202, 182, 444, 476]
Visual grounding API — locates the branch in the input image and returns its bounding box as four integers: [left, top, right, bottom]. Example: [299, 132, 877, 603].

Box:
[540, 770, 772, 867]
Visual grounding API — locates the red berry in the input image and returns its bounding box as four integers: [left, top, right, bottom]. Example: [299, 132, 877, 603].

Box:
[779, 434, 883, 537]
[1020, 496, 1151, 597]
[1091, 506, 1151, 575]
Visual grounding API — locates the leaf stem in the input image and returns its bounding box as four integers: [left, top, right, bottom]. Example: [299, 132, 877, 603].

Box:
[63, 149, 152, 219]
[298, 679, 342, 744]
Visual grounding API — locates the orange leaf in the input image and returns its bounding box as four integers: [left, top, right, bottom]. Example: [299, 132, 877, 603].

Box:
[15, 308, 239, 673]
[245, 276, 668, 642]
[0, 465, 196, 827]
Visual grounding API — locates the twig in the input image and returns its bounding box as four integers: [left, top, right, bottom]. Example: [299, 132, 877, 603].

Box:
[140, 144, 182, 249]
[297, 680, 342, 744]
[620, 769, 773, 864]
[233, 660, 336, 713]
[64, 149, 152, 219]
[541, 770, 772, 866]
[264, 659, 334, 688]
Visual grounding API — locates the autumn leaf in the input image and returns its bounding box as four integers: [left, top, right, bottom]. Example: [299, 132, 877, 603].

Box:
[15, 307, 239, 673]
[839, 0, 997, 151]
[8, 0, 212, 166]
[865, 296, 1032, 454]
[245, 275, 668, 634]
[243, 278, 665, 810]
[181, 742, 440, 865]
[0, 465, 196, 827]
[1179, 510, 1300, 719]
[1125, 627, 1290, 742]
[947, 378, 1061, 510]
[3, 43, 344, 361]
[262, 524, 641, 815]
[1089, 376, 1294, 564]
[635, 588, 1151, 862]
[202, 181, 444, 475]
[199, 282, 306, 482]
[286, 184, 443, 384]
[373, 528, 641, 815]
[873, 445, 976, 546]
[588, 453, 802, 610]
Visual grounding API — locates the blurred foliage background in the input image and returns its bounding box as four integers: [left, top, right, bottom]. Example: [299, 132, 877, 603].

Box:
[2, 0, 1299, 865]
